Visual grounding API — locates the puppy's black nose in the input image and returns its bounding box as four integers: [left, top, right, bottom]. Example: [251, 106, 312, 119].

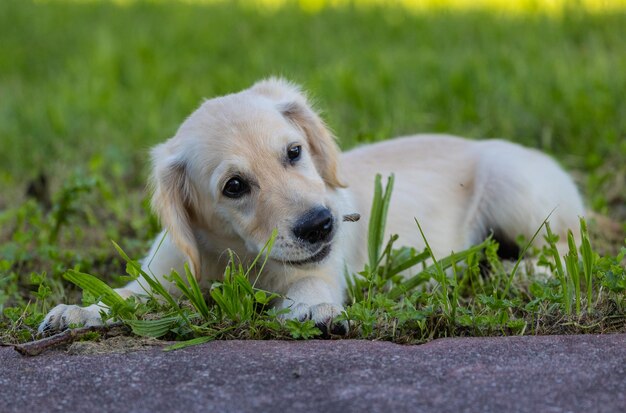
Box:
[293, 207, 334, 244]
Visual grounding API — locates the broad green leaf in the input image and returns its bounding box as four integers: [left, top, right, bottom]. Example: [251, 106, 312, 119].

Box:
[63, 270, 127, 310]
[127, 317, 181, 338]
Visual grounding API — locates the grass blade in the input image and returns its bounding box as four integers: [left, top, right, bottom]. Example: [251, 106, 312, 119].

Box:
[579, 218, 595, 313]
[367, 174, 395, 272]
[388, 238, 490, 300]
[63, 270, 130, 314]
[184, 264, 212, 320]
[501, 211, 554, 298]
[388, 250, 431, 277]
[126, 317, 181, 338]
[544, 222, 570, 314]
[111, 240, 180, 311]
[565, 230, 581, 316]
[245, 229, 278, 284]
[164, 335, 214, 351]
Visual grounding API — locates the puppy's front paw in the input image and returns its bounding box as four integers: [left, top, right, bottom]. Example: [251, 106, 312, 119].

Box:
[38, 304, 105, 334]
[287, 302, 348, 336]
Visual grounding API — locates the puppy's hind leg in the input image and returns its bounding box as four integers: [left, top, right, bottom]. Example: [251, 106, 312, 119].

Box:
[468, 141, 585, 261]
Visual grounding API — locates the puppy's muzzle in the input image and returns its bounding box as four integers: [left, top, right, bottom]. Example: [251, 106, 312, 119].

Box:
[293, 207, 334, 244]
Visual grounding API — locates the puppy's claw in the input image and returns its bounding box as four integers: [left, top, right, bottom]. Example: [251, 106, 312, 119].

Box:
[315, 318, 349, 338]
[286, 302, 348, 337]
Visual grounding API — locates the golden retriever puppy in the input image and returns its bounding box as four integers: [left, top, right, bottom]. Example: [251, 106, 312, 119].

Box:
[39, 78, 584, 334]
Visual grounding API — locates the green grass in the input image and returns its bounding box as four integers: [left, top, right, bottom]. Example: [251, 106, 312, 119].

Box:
[3, 173, 625, 348]
[1, 0, 625, 346]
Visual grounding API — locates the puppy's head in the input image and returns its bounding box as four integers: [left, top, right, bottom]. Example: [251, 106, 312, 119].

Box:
[150, 78, 346, 277]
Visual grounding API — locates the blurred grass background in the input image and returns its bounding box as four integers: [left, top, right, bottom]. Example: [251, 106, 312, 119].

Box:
[1, 0, 625, 217]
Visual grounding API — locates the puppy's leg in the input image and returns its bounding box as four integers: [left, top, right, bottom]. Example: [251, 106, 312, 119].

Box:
[38, 287, 142, 334]
[39, 231, 186, 333]
[468, 141, 585, 260]
[277, 275, 348, 335]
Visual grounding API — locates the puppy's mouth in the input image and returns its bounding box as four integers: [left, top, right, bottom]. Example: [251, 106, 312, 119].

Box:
[282, 244, 332, 266]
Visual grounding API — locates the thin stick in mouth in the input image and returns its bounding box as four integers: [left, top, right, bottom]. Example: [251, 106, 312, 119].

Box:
[342, 213, 360, 222]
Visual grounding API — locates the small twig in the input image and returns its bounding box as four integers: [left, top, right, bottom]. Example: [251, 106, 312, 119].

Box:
[342, 213, 361, 222]
[13, 323, 130, 357]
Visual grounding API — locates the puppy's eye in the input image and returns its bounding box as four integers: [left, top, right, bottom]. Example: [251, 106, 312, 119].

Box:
[223, 177, 249, 198]
[287, 145, 301, 162]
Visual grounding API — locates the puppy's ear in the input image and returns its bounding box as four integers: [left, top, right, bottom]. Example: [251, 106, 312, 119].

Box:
[252, 78, 346, 188]
[150, 143, 201, 279]
[279, 100, 346, 188]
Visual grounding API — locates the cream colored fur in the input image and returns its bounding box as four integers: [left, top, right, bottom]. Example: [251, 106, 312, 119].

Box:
[39, 78, 584, 333]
